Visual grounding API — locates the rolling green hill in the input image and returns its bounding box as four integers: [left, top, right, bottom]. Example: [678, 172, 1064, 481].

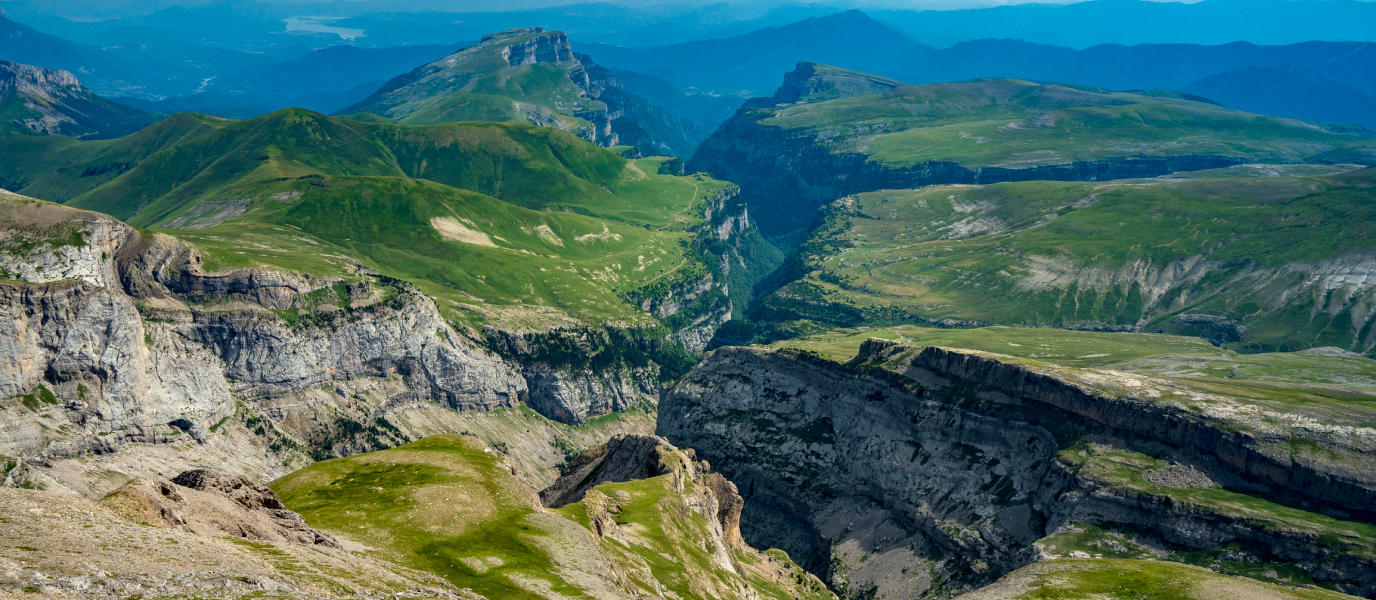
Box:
[0, 107, 749, 334]
[757, 165, 1376, 355]
[690, 64, 1376, 235]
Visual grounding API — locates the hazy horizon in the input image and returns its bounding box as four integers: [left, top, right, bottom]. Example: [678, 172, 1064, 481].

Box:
[0, 0, 1217, 21]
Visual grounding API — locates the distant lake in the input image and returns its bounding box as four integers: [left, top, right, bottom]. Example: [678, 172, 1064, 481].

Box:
[285, 17, 366, 41]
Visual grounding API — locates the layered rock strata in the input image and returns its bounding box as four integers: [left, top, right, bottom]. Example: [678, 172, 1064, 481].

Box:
[658, 342, 1376, 598]
[0, 198, 530, 495]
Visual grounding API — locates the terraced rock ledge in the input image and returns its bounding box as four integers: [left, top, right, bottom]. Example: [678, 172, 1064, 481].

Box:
[658, 340, 1376, 598]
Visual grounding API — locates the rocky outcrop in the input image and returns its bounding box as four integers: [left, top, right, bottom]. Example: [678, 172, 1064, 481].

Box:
[101, 469, 341, 547]
[540, 434, 749, 558]
[541, 434, 681, 507]
[895, 343, 1376, 513]
[0, 60, 152, 139]
[658, 343, 1376, 598]
[483, 326, 660, 424]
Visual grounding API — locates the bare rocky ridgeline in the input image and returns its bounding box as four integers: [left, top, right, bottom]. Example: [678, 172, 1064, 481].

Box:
[658, 341, 1376, 598]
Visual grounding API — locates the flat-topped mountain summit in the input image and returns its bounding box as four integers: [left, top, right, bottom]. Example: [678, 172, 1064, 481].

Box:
[0, 60, 154, 139]
[692, 63, 1376, 235]
[342, 27, 701, 157]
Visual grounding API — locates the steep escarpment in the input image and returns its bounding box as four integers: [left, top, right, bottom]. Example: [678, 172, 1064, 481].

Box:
[0, 164, 754, 498]
[659, 342, 1376, 598]
[0, 195, 537, 497]
[0, 60, 154, 139]
[689, 65, 1376, 236]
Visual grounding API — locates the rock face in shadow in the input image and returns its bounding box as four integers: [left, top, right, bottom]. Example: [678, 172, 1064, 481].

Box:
[102, 469, 340, 548]
[541, 434, 684, 508]
[658, 342, 1376, 599]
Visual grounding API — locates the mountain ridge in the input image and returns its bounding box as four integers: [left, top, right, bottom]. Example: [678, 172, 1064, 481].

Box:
[343, 27, 703, 157]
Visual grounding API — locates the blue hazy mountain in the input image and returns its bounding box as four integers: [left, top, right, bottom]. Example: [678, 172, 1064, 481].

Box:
[581, 11, 1376, 130]
[1182, 67, 1376, 130]
[875, 0, 1376, 49]
[577, 10, 926, 96]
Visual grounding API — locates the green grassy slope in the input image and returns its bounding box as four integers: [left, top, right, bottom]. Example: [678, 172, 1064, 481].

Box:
[0, 113, 229, 202]
[43, 109, 627, 226]
[760, 77, 1376, 169]
[0, 109, 742, 331]
[761, 166, 1376, 354]
[342, 30, 603, 132]
[272, 434, 829, 600]
[960, 558, 1356, 600]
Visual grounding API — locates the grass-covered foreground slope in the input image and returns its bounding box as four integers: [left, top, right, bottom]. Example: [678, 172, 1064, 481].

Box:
[272, 434, 830, 600]
[762, 165, 1376, 354]
[689, 64, 1376, 235]
[0, 485, 477, 600]
[0, 108, 743, 332]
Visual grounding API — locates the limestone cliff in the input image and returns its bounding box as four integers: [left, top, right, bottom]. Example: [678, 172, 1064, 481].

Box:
[0, 60, 153, 139]
[658, 342, 1376, 598]
[0, 193, 542, 497]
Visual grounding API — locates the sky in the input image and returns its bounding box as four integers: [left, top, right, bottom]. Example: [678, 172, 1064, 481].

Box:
[0, 0, 1209, 21]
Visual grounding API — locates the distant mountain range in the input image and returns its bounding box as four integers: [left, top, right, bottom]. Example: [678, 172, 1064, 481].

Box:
[0, 10, 306, 99]
[584, 10, 1376, 130]
[117, 43, 466, 118]
[1182, 67, 1376, 131]
[874, 0, 1376, 49]
[3, 5, 1374, 140]
[0, 60, 154, 139]
[11, 0, 1376, 50]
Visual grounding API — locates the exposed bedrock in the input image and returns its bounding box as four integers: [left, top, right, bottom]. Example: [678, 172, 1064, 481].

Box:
[657, 342, 1376, 598]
